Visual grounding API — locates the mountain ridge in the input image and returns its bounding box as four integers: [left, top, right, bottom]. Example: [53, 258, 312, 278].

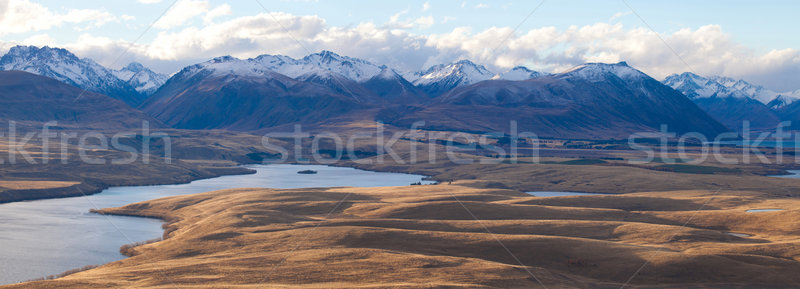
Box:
[0, 45, 149, 106]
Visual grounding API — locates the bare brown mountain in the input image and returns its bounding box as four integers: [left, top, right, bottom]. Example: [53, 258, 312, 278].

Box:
[0, 70, 161, 130]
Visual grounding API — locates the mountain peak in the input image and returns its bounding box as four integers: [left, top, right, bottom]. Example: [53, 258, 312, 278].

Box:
[492, 66, 544, 81]
[408, 60, 494, 96]
[662, 72, 790, 105]
[0, 45, 145, 106]
[560, 61, 646, 82]
[114, 62, 168, 96]
[211, 55, 238, 63]
[123, 62, 147, 72]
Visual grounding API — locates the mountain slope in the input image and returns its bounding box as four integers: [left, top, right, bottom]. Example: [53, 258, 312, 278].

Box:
[0, 71, 161, 129]
[0, 45, 146, 106]
[492, 66, 544, 81]
[379, 62, 727, 139]
[139, 56, 370, 130]
[361, 68, 429, 104]
[663, 72, 781, 130]
[113, 62, 168, 96]
[407, 60, 495, 97]
[294, 69, 381, 104]
[250, 50, 383, 82]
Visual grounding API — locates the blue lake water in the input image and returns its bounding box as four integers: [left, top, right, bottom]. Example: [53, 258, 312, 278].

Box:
[745, 209, 784, 213]
[0, 164, 431, 284]
[770, 170, 800, 179]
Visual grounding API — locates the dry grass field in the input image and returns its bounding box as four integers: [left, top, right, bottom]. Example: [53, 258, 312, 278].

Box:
[5, 181, 799, 288]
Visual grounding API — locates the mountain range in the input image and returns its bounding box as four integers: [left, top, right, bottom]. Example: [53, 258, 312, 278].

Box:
[3, 45, 799, 137]
[0, 70, 160, 130]
[663, 72, 800, 130]
[379, 62, 726, 138]
[0, 46, 167, 106]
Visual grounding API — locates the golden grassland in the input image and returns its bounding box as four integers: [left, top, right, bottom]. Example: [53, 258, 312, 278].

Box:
[0, 180, 79, 190]
[4, 181, 799, 288]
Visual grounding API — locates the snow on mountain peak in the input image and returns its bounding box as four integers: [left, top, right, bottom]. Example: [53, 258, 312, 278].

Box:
[113, 62, 168, 95]
[299, 51, 382, 82]
[373, 67, 403, 80]
[247, 51, 382, 82]
[492, 66, 544, 80]
[0, 45, 145, 105]
[559, 61, 646, 82]
[186, 55, 280, 79]
[662, 72, 798, 107]
[411, 59, 494, 86]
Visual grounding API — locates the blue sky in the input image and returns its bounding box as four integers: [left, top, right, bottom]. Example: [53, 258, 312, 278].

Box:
[1, 0, 799, 90]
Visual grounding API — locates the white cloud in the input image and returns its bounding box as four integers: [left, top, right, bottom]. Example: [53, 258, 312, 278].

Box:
[137, 0, 162, 3]
[21, 34, 55, 47]
[22, 10, 799, 91]
[475, 3, 489, 9]
[0, 0, 114, 36]
[121, 14, 136, 21]
[422, 2, 430, 12]
[414, 16, 434, 29]
[610, 11, 632, 22]
[203, 4, 232, 24]
[153, 0, 210, 29]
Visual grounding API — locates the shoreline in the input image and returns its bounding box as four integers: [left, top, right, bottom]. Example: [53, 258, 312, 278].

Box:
[0, 165, 256, 204]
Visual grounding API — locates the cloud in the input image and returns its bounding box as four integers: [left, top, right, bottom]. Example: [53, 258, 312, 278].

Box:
[203, 4, 232, 24]
[385, 10, 433, 30]
[137, 0, 162, 3]
[153, 0, 210, 29]
[610, 11, 632, 22]
[422, 2, 430, 12]
[474, 3, 489, 9]
[24, 10, 800, 91]
[0, 0, 115, 36]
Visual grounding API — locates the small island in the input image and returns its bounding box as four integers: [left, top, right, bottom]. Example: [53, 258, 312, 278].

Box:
[297, 170, 318, 174]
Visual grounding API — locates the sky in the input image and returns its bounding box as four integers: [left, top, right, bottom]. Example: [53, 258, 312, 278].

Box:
[0, 0, 798, 91]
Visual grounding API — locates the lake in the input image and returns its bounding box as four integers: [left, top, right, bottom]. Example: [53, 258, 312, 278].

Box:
[770, 170, 800, 179]
[0, 164, 431, 284]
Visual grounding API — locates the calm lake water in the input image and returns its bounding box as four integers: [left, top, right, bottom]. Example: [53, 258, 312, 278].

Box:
[770, 170, 800, 179]
[0, 164, 431, 284]
[746, 209, 784, 213]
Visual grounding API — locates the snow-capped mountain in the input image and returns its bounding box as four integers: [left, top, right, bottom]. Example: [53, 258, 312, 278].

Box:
[0, 45, 145, 106]
[161, 55, 290, 87]
[491, 66, 544, 81]
[382, 61, 727, 138]
[251, 50, 383, 82]
[140, 55, 373, 130]
[663, 72, 782, 130]
[406, 60, 495, 96]
[113, 62, 168, 96]
[294, 68, 379, 103]
[663, 72, 800, 108]
[558, 61, 649, 82]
